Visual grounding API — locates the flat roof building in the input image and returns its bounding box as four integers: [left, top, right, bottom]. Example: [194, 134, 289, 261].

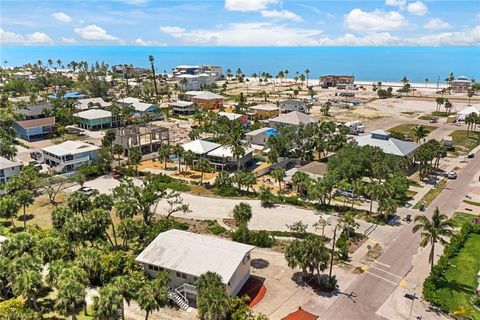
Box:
[114, 124, 169, 156]
[42, 141, 100, 173]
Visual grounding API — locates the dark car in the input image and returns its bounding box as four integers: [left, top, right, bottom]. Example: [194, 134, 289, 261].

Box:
[467, 153, 475, 159]
[30, 151, 42, 160]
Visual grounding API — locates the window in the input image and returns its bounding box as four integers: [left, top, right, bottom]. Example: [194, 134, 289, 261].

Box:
[176, 271, 187, 279]
[148, 265, 154, 270]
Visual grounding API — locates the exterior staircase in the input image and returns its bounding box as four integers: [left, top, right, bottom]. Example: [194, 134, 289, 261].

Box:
[168, 289, 189, 310]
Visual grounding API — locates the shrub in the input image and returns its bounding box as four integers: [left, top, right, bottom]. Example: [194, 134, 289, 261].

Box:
[216, 186, 241, 197]
[208, 224, 226, 235]
[79, 163, 105, 178]
[231, 228, 276, 248]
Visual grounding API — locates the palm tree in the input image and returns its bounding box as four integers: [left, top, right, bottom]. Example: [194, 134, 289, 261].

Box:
[194, 157, 212, 184]
[157, 145, 171, 169]
[271, 168, 286, 191]
[412, 207, 455, 271]
[15, 190, 34, 229]
[92, 284, 123, 320]
[172, 144, 184, 173]
[321, 102, 331, 116]
[56, 279, 86, 320]
[0, 195, 20, 229]
[111, 276, 138, 320]
[12, 269, 43, 311]
[292, 171, 310, 195]
[113, 144, 124, 167]
[135, 275, 169, 320]
[196, 272, 229, 320]
[444, 99, 453, 115]
[424, 78, 429, 87]
[128, 148, 142, 176]
[183, 150, 195, 173]
[467, 88, 474, 106]
[412, 125, 428, 144]
[233, 202, 252, 243]
[148, 55, 159, 105]
[304, 69, 311, 88]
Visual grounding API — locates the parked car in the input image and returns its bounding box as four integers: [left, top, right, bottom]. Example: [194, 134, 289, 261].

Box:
[467, 153, 475, 159]
[112, 171, 124, 179]
[30, 151, 42, 160]
[447, 172, 457, 179]
[79, 186, 94, 196]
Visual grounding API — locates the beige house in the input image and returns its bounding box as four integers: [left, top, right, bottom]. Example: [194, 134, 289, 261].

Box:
[135, 230, 255, 309]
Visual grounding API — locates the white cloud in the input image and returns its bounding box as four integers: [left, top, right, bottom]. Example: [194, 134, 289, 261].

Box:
[224, 0, 280, 12]
[160, 22, 322, 46]
[260, 9, 302, 22]
[318, 32, 399, 46]
[52, 12, 71, 23]
[0, 28, 53, 45]
[424, 18, 450, 30]
[133, 38, 167, 46]
[385, 0, 406, 9]
[74, 24, 120, 42]
[407, 25, 480, 46]
[407, 1, 428, 16]
[120, 0, 149, 4]
[61, 37, 77, 44]
[344, 9, 406, 33]
[159, 26, 186, 34]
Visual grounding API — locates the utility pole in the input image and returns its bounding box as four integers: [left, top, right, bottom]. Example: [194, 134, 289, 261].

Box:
[328, 224, 339, 285]
[436, 76, 440, 92]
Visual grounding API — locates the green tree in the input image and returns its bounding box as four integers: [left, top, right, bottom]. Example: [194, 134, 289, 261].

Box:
[15, 189, 34, 229]
[55, 279, 87, 320]
[270, 168, 286, 191]
[92, 284, 123, 320]
[197, 272, 230, 320]
[292, 171, 311, 195]
[157, 145, 171, 169]
[0, 195, 20, 228]
[112, 144, 124, 167]
[135, 273, 169, 320]
[412, 125, 428, 144]
[233, 202, 253, 243]
[12, 269, 43, 311]
[128, 148, 142, 176]
[194, 157, 212, 185]
[412, 207, 454, 271]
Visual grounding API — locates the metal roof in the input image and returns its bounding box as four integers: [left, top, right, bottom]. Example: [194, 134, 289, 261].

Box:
[42, 140, 100, 156]
[354, 132, 418, 157]
[74, 109, 112, 120]
[135, 229, 254, 284]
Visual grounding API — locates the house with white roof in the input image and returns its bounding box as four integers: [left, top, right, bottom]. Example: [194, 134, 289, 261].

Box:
[131, 102, 163, 120]
[75, 98, 111, 110]
[206, 145, 254, 171]
[279, 99, 307, 112]
[354, 130, 418, 158]
[270, 111, 317, 128]
[74, 109, 120, 130]
[190, 91, 224, 110]
[176, 73, 215, 91]
[245, 127, 277, 147]
[181, 139, 221, 159]
[42, 141, 100, 173]
[218, 112, 243, 121]
[135, 229, 254, 308]
[170, 101, 197, 115]
[0, 157, 22, 184]
[117, 97, 141, 107]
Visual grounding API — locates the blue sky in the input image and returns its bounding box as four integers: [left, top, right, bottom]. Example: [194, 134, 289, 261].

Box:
[1, 0, 479, 46]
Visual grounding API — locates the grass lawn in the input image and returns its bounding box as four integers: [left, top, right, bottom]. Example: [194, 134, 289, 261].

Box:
[389, 123, 437, 141]
[449, 212, 479, 228]
[413, 180, 447, 209]
[464, 199, 480, 207]
[435, 234, 480, 318]
[448, 130, 480, 156]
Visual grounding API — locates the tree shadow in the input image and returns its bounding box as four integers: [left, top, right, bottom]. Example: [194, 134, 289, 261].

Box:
[291, 272, 338, 297]
[251, 258, 269, 269]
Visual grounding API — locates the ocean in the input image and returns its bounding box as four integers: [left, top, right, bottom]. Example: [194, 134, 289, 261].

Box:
[1, 46, 479, 83]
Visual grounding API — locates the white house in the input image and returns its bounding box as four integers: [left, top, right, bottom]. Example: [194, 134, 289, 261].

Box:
[117, 97, 141, 108]
[131, 102, 163, 120]
[206, 145, 254, 171]
[135, 230, 255, 308]
[279, 99, 307, 112]
[181, 139, 221, 158]
[0, 157, 22, 184]
[245, 127, 277, 147]
[170, 101, 197, 115]
[74, 109, 120, 130]
[75, 98, 111, 110]
[270, 111, 317, 128]
[354, 130, 418, 158]
[218, 112, 243, 121]
[176, 74, 215, 91]
[42, 141, 100, 173]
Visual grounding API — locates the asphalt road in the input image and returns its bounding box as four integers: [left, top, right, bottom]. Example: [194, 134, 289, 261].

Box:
[321, 151, 480, 320]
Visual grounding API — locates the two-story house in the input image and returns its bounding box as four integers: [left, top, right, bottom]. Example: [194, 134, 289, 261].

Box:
[0, 157, 22, 184]
[42, 140, 100, 173]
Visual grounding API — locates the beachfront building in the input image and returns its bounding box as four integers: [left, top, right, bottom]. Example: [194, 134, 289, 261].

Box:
[176, 74, 216, 91]
[0, 157, 22, 184]
[42, 141, 100, 173]
[12, 71, 35, 81]
[191, 92, 224, 110]
[456, 104, 480, 121]
[320, 75, 355, 89]
[48, 91, 86, 100]
[169, 101, 197, 115]
[245, 127, 277, 147]
[74, 109, 120, 130]
[12, 117, 55, 141]
[248, 104, 280, 119]
[451, 76, 471, 93]
[279, 99, 307, 113]
[15, 103, 52, 120]
[354, 130, 418, 158]
[135, 229, 254, 308]
[75, 98, 111, 110]
[114, 124, 169, 156]
[270, 111, 317, 128]
[172, 65, 223, 80]
[206, 145, 254, 171]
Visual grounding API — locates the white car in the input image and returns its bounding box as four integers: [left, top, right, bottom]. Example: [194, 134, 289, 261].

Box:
[447, 172, 457, 179]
